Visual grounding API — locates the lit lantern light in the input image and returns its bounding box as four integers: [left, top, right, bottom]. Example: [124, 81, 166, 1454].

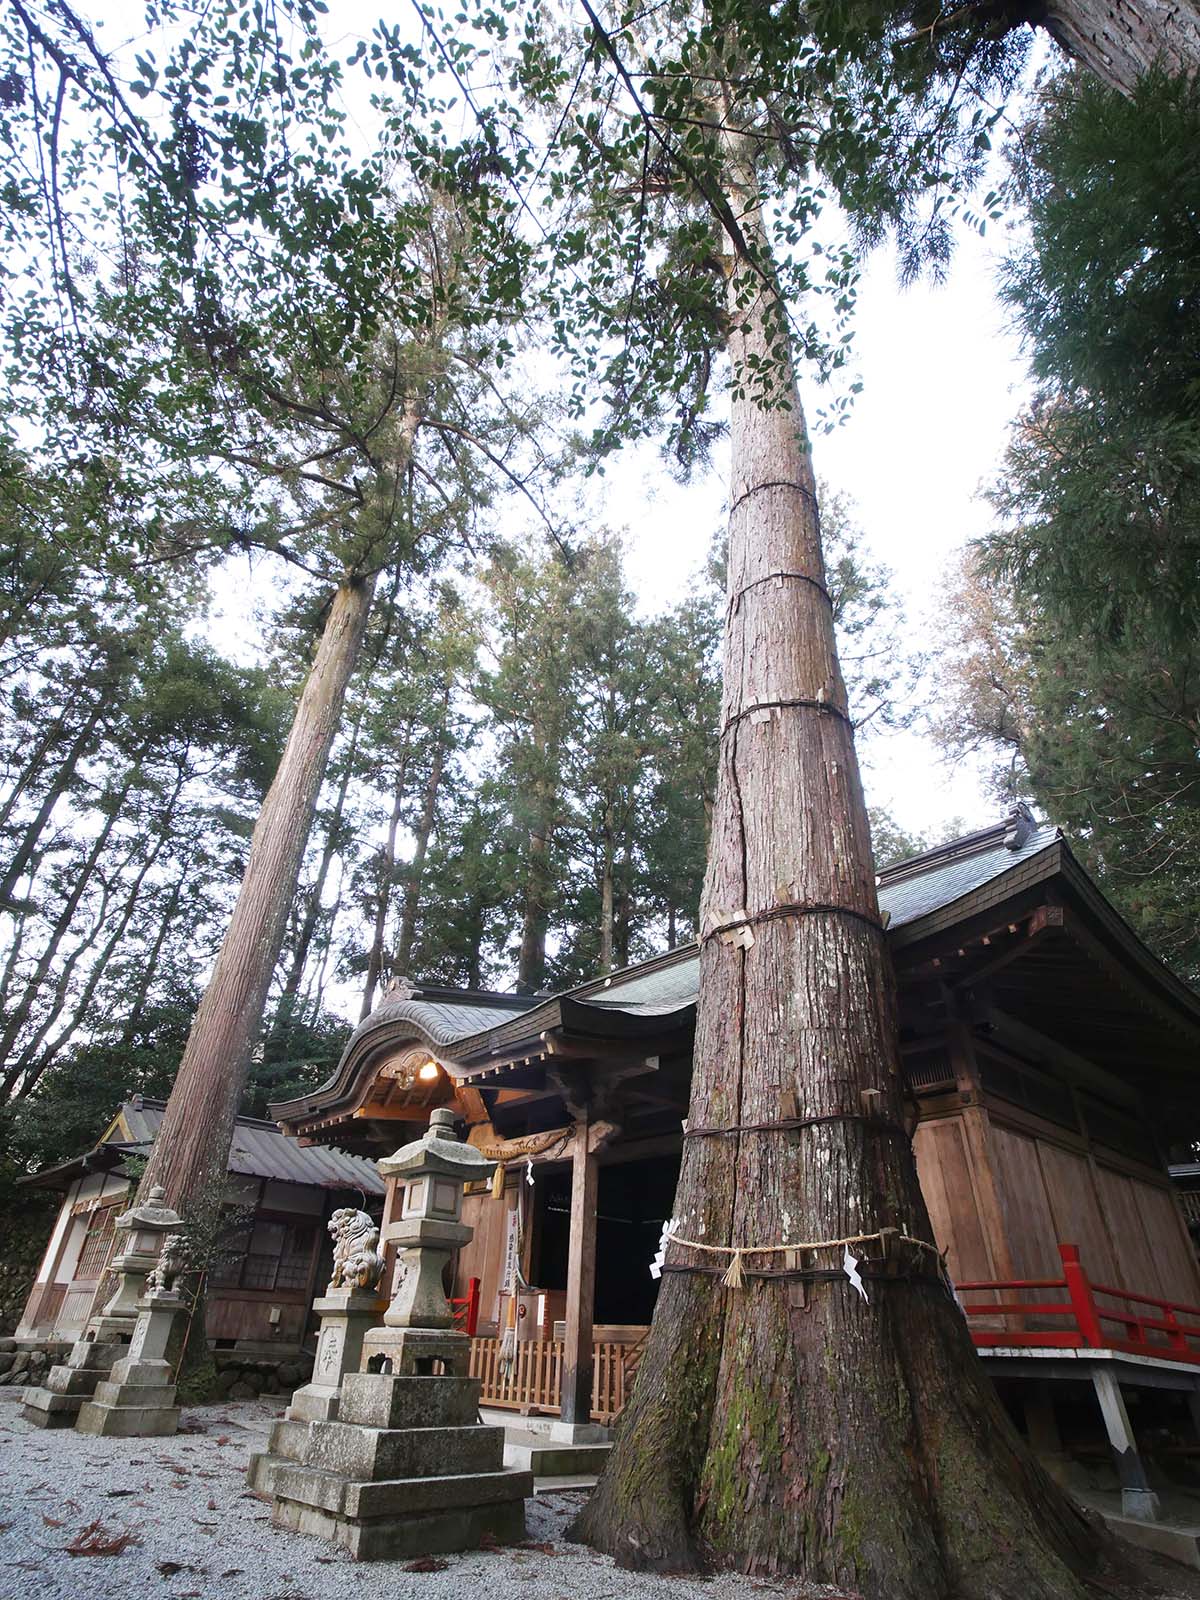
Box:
[418, 1060, 440, 1082]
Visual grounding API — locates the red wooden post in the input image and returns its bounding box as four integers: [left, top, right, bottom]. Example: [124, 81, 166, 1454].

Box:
[1060, 1243, 1104, 1348]
[1164, 1304, 1185, 1356]
[466, 1276, 481, 1337]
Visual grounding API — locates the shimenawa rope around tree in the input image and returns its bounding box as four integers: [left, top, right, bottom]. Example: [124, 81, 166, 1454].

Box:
[665, 1225, 946, 1290]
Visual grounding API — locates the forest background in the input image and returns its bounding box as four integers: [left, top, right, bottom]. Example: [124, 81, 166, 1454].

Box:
[1, 0, 1196, 1210]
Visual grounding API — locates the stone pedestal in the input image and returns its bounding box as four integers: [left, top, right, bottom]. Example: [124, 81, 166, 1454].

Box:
[21, 1330, 127, 1429]
[291, 1290, 383, 1422]
[260, 1108, 528, 1558]
[75, 1289, 184, 1438]
[260, 1367, 531, 1559]
[247, 1288, 384, 1493]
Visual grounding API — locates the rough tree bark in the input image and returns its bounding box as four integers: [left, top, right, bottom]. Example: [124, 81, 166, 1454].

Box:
[599, 801, 615, 973]
[517, 814, 553, 993]
[267, 698, 368, 1045]
[572, 131, 1096, 1600]
[360, 728, 413, 1019]
[136, 571, 377, 1227]
[1030, 0, 1199, 95]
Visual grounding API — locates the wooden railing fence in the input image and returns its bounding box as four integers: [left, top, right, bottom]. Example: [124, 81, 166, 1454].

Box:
[469, 1335, 642, 1421]
[958, 1241, 1200, 1365]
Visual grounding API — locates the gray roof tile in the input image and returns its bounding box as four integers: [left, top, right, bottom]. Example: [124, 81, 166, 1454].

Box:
[117, 1100, 385, 1192]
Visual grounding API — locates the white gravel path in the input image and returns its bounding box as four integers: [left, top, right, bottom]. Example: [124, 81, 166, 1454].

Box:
[0, 1391, 797, 1600]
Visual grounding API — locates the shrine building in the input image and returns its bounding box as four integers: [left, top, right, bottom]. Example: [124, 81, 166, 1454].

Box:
[272, 806, 1200, 1502]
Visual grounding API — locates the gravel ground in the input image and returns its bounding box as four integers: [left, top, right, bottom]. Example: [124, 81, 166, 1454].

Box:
[6, 1388, 1200, 1600]
[0, 1390, 795, 1600]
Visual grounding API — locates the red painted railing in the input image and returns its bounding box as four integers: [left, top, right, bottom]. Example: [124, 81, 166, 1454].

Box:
[450, 1276, 481, 1338]
[957, 1243, 1200, 1365]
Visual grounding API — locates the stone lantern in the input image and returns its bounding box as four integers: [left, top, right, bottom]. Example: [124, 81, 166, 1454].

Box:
[370, 1105, 494, 1349]
[76, 1233, 189, 1437]
[22, 1185, 184, 1430]
[93, 1185, 185, 1336]
[259, 1107, 531, 1560]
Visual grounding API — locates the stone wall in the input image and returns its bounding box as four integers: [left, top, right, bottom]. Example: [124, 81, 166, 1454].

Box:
[0, 1342, 315, 1401]
[0, 1198, 56, 1335]
[213, 1351, 314, 1402]
[0, 1337, 68, 1387]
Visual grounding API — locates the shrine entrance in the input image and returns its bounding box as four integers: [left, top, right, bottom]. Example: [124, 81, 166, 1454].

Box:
[530, 1148, 680, 1328]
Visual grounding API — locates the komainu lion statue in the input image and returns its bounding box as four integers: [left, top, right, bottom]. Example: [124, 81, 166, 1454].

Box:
[328, 1208, 385, 1292]
[145, 1233, 187, 1295]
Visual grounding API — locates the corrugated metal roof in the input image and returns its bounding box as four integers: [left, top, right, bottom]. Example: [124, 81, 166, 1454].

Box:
[117, 1099, 384, 1192]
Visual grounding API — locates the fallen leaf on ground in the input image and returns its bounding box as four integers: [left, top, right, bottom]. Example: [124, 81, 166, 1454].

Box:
[478, 1531, 502, 1551]
[405, 1556, 449, 1571]
[220, 1570, 243, 1579]
[516, 1540, 556, 1554]
[105, 1489, 135, 1498]
[157, 1560, 185, 1576]
[207, 1499, 217, 1511]
[40, 1514, 65, 1528]
[66, 1519, 140, 1557]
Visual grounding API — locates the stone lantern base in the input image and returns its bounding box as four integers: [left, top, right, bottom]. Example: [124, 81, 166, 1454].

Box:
[21, 1326, 131, 1429]
[258, 1369, 531, 1560]
[75, 1291, 184, 1437]
[246, 1287, 384, 1493]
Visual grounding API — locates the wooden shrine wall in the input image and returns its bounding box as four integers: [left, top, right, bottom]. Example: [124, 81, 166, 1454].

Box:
[457, 1186, 518, 1332]
[914, 1106, 1200, 1304]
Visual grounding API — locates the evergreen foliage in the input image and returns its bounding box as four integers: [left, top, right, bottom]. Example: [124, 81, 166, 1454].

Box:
[988, 71, 1200, 644]
[935, 73, 1200, 980]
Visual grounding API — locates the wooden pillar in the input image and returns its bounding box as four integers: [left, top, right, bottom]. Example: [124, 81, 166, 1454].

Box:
[560, 1118, 598, 1426]
[1023, 1382, 1064, 1460]
[1091, 1366, 1160, 1521]
[945, 1019, 1018, 1285]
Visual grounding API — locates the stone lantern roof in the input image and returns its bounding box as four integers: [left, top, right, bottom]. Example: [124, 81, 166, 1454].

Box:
[378, 1106, 495, 1185]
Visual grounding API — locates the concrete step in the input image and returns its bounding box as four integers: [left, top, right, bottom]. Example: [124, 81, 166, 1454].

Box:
[533, 1473, 601, 1494]
[503, 1440, 612, 1477]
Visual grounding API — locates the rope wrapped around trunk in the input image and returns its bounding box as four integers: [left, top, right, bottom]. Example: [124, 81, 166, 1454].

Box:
[666, 1226, 944, 1290]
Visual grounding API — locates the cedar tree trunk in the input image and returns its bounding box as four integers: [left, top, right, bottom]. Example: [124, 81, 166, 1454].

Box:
[517, 817, 552, 992]
[137, 571, 377, 1227]
[1033, 0, 1199, 95]
[572, 133, 1095, 1600]
[395, 704, 449, 974]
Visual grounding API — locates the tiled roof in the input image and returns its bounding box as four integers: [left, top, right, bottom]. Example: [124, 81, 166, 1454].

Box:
[877, 822, 1061, 930]
[117, 1099, 384, 1192]
[364, 997, 534, 1045]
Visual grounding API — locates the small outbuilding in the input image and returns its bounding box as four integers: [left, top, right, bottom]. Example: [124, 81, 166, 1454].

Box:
[15, 1095, 384, 1353]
